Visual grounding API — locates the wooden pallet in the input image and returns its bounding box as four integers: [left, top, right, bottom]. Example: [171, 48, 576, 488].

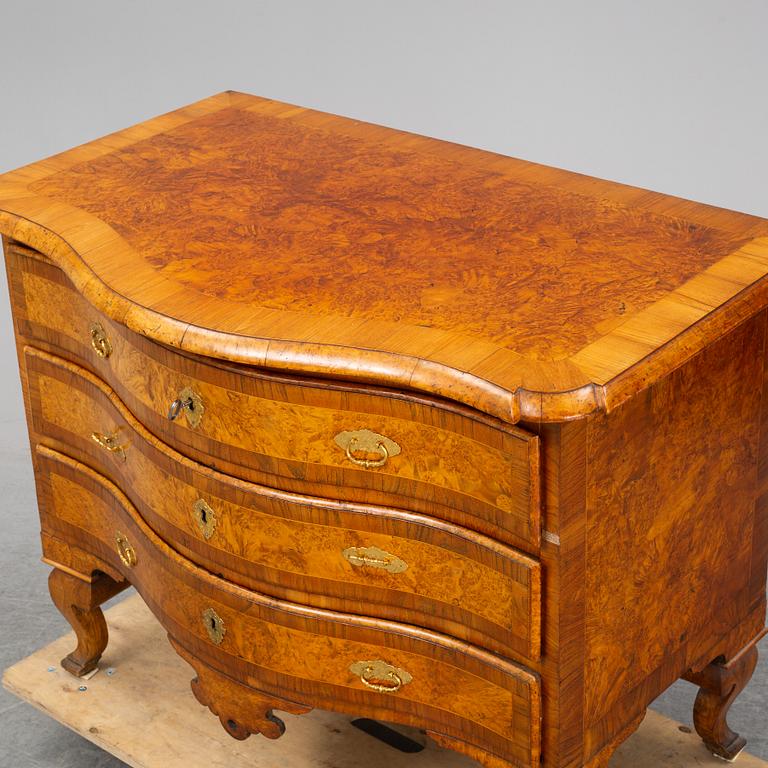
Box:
[3, 594, 765, 768]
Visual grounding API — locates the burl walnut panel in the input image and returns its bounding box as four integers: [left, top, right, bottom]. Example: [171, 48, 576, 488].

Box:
[26, 106, 744, 360]
[579, 315, 768, 761]
[25, 346, 541, 661]
[11, 250, 539, 551]
[585, 316, 765, 721]
[2, 92, 767, 768]
[37, 447, 541, 768]
[3, 93, 768, 421]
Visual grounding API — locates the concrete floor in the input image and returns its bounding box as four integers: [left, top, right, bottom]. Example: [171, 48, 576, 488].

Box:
[0, 409, 765, 765]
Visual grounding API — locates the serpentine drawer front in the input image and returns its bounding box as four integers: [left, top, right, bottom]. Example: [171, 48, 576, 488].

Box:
[3, 92, 768, 768]
[10, 247, 540, 551]
[25, 346, 541, 661]
[35, 446, 542, 768]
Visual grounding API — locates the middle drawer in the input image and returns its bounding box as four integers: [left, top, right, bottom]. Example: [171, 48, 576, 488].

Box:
[26, 346, 541, 661]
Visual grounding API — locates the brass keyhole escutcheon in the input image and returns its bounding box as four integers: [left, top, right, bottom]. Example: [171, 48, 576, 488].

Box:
[193, 498, 217, 540]
[168, 386, 204, 429]
[115, 531, 137, 568]
[202, 607, 226, 645]
[89, 322, 113, 359]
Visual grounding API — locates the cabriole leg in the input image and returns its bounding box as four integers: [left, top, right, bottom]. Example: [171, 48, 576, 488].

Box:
[684, 641, 760, 761]
[48, 567, 125, 677]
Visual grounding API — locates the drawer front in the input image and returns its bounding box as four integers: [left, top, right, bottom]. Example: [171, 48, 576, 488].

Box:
[12, 251, 540, 550]
[36, 445, 541, 768]
[26, 347, 541, 660]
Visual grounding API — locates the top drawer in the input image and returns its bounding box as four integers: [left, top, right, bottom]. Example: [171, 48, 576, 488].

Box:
[10, 249, 540, 550]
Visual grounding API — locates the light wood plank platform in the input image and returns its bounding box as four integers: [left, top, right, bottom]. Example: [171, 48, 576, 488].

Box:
[2, 594, 765, 768]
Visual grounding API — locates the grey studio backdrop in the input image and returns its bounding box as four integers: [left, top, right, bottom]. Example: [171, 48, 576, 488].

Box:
[0, 1, 766, 765]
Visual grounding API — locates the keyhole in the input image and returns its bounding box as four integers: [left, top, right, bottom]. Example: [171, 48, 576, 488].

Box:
[202, 608, 224, 644]
[200, 509, 207, 524]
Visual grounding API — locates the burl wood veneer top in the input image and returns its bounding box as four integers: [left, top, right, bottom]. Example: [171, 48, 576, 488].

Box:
[1, 91, 767, 422]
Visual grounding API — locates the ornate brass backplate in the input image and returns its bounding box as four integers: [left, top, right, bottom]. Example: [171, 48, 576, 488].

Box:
[89, 321, 113, 358]
[202, 607, 226, 645]
[115, 531, 137, 568]
[342, 545, 408, 574]
[334, 429, 401, 469]
[168, 386, 204, 429]
[349, 660, 413, 694]
[192, 498, 217, 540]
[92, 430, 127, 462]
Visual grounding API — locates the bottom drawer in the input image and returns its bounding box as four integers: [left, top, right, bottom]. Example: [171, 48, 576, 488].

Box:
[36, 445, 542, 768]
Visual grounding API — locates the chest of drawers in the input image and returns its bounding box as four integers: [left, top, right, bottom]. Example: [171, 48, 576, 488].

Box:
[1, 91, 766, 768]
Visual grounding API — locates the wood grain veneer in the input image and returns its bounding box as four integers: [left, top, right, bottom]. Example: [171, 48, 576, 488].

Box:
[2, 92, 767, 768]
[10, 249, 539, 550]
[36, 446, 542, 768]
[25, 346, 541, 661]
[2, 92, 768, 421]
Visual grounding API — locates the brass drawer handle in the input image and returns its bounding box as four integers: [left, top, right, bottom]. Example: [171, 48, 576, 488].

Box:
[193, 498, 217, 540]
[115, 531, 137, 568]
[334, 429, 401, 469]
[350, 660, 413, 694]
[92, 430, 127, 461]
[343, 546, 407, 574]
[202, 607, 226, 645]
[168, 386, 204, 429]
[89, 322, 112, 358]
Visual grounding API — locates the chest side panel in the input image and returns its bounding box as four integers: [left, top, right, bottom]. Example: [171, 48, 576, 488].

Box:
[583, 313, 767, 741]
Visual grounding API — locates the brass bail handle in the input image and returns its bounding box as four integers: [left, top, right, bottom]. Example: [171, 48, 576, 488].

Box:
[342, 545, 408, 574]
[346, 437, 389, 469]
[334, 430, 401, 470]
[349, 660, 413, 694]
[363, 665, 403, 693]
